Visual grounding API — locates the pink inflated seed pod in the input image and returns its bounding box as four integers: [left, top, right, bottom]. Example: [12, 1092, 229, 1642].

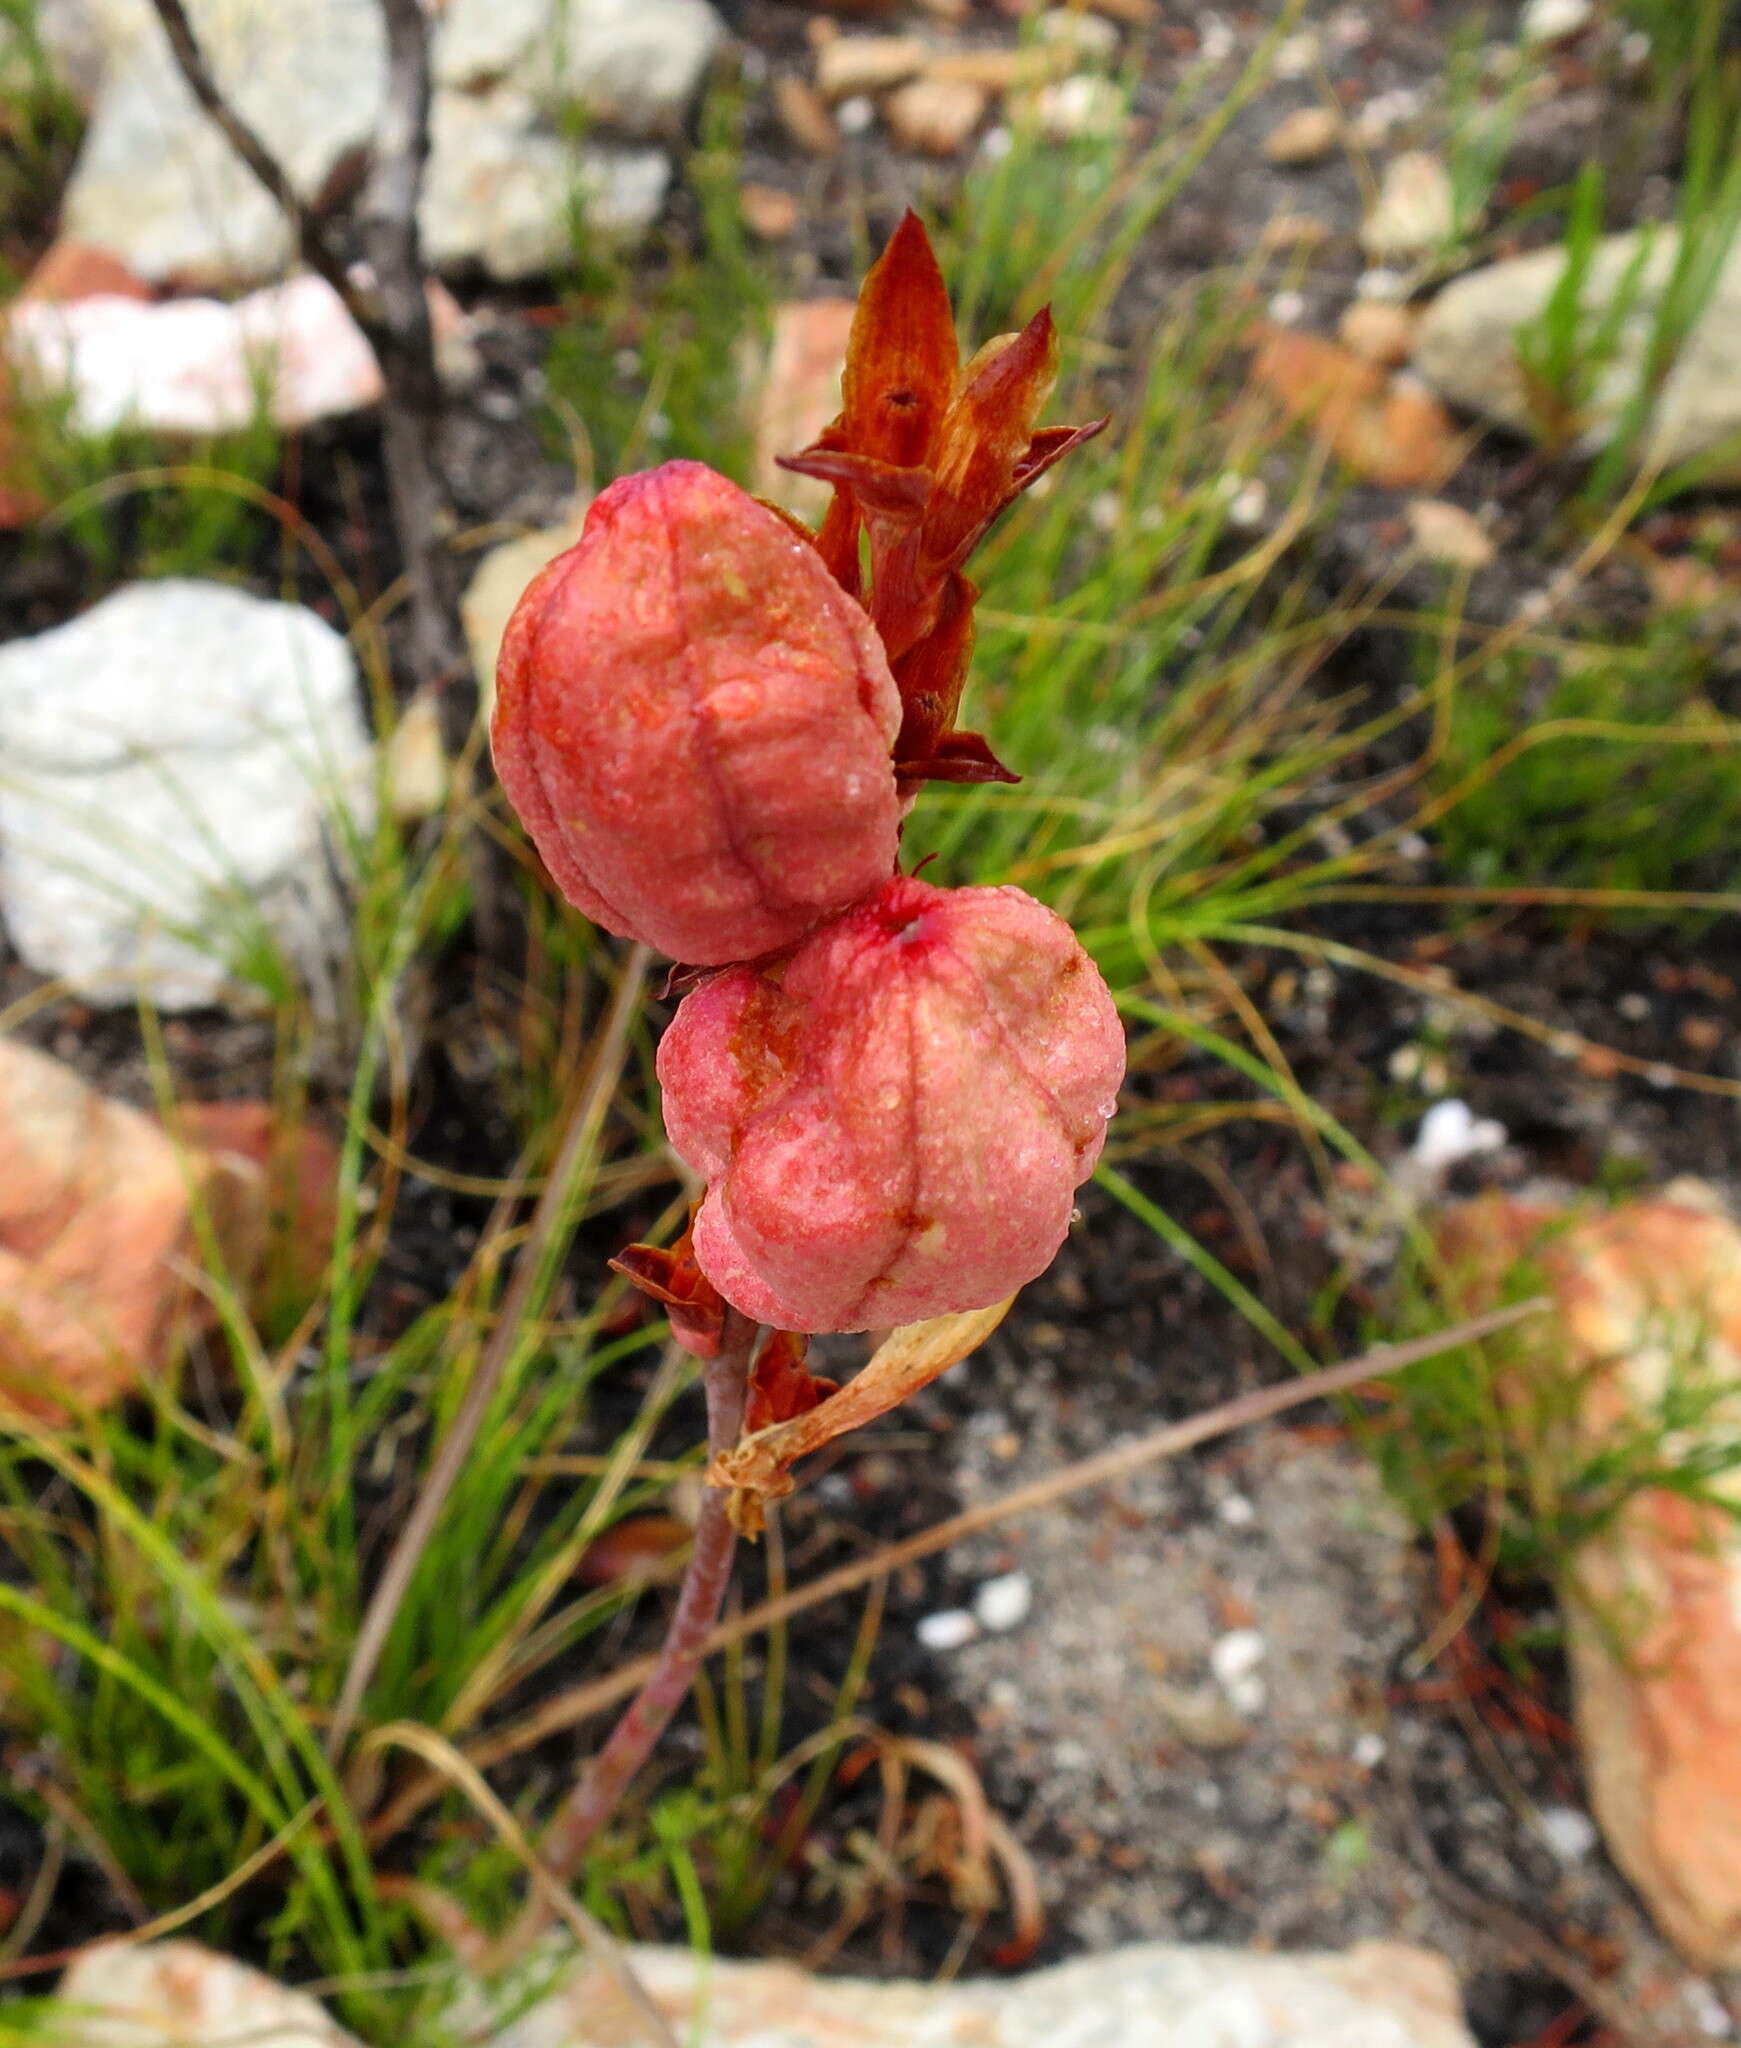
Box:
[657, 875, 1126, 1332]
[491, 461, 904, 966]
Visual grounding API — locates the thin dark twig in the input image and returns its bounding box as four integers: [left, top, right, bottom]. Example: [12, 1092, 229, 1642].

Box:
[145, 0, 379, 344]
[354, 0, 462, 691]
[144, 0, 462, 696]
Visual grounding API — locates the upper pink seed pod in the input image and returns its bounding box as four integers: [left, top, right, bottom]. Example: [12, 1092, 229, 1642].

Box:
[491, 461, 904, 966]
[657, 875, 1126, 1333]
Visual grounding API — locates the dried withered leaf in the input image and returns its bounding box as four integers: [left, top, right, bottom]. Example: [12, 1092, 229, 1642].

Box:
[712, 1297, 1015, 1532]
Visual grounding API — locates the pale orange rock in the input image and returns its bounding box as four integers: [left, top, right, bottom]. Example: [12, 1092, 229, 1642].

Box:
[59, 1942, 361, 2048]
[1260, 213, 1333, 254]
[0, 1042, 337, 1420]
[0, 1040, 218, 1420]
[883, 75, 988, 156]
[17, 239, 152, 304]
[1439, 1186, 1741, 1968]
[1405, 497, 1494, 570]
[1080, 0, 1156, 22]
[1249, 326, 1460, 489]
[771, 74, 840, 157]
[493, 1938, 1478, 2047]
[752, 296, 858, 517]
[1263, 105, 1341, 166]
[1338, 299, 1418, 368]
[815, 34, 927, 100]
[740, 182, 801, 241]
[926, 45, 1070, 91]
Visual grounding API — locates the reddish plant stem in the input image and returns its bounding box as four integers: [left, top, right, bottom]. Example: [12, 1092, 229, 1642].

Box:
[537, 1306, 758, 1884]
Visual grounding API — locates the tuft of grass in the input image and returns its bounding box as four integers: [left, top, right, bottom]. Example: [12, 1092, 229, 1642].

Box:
[1431, 613, 1741, 918]
[0, 0, 81, 283]
[1367, 1212, 1741, 1594]
[10, 390, 288, 587]
[1435, 8, 1547, 271]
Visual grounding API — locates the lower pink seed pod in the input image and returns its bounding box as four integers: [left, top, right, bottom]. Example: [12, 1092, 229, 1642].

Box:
[656, 875, 1126, 1333]
[491, 461, 905, 966]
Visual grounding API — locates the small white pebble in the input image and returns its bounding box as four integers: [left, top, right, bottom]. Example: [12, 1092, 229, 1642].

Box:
[1687, 1980, 1733, 2037]
[1619, 991, 1651, 1021]
[1389, 1043, 1425, 1085]
[1194, 1780, 1223, 1809]
[1327, 7, 1371, 48]
[1411, 1099, 1507, 1173]
[1272, 29, 1320, 78]
[980, 123, 1013, 162]
[1227, 480, 1269, 530]
[1351, 86, 1421, 148]
[1520, 0, 1592, 46]
[1352, 1731, 1387, 1768]
[1032, 73, 1126, 142]
[836, 94, 875, 135]
[1210, 1628, 1266, 1687]
[916, 1608, 979, 1651]
[1198, 13, 1235, 64]
[1227, 1675, 1268, 1715]
[613, 347, 640, 376]
[1052, 1738, 1092, 1771]
[1268, 288, 1307, 327]
[1217, 1493, 1256, 1528]
[1356, 267, 1407, 303]
[1539, 1804, 1599, 1863]
[1036, 8, 1120, 61]
[1618, 29, 1652, 74]
[1089, 488, 1122, 533]
[974, 1571, 1033, 1633]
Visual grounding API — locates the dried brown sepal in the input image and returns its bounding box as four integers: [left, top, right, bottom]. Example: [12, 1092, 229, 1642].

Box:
[658, 960, 712, 1001]
[609, 1222, 726, 1359]
[709, 1297, 1014, 1535]
[743, 1328, 841, 1436]
[777, 209, 1107, 785]
[897, 731, 1021, 788]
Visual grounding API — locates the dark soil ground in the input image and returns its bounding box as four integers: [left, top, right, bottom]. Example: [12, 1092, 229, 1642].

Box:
[5, 1, 1741, 2044]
